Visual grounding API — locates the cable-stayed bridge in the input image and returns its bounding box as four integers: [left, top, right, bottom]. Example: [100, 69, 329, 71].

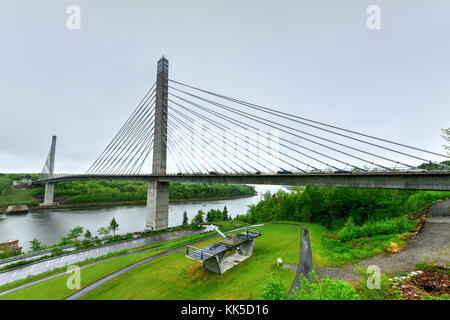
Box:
[33, 57, 450, 230]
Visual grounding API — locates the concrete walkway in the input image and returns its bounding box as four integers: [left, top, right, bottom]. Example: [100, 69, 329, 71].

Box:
[0, 229, 200, 287]
[316, 199, 450, 283]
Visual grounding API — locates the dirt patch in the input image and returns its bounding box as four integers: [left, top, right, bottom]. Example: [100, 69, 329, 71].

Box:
[187, 263, 210, 280]
[395, 270, 450, 300]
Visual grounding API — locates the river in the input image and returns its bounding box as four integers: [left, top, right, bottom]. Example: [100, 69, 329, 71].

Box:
[0, 185, 286, 251]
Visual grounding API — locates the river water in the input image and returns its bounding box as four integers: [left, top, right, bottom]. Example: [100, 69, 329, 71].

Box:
[0, 185, 285, 251]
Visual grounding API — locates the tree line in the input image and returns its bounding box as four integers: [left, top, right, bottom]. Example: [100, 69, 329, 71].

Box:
[30, 181, 255, 204]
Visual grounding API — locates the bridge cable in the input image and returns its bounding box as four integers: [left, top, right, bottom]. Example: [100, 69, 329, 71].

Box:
[169, 101, 315, 173]
[169, 105, 324, 173]
[169, 98, 345, 172]
[88, 90, 156, 174]
[167, 115, 254, 174]
[95, 99, 156, 174]
[169, 101, 313, 173]
[112, 116, 156, 175]
[87, 84, 156, 174]
[170, 87, 416, 171]
[166, 112, 249, 174]
[93, 96, 156, 174]
[169, 79, 450, 161]
[169, 89, 397, 172]
[164, 113, 230, 174]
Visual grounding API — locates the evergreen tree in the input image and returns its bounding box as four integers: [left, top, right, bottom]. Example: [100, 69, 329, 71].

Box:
[84, 229, 92, 239]
[29, 238, 43, 252]
[182, 211, 189, 225]
[206, 210, 213, 223]
[223, 206, 229, 220]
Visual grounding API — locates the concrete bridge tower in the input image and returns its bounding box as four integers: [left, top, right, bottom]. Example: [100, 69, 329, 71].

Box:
[146, 57, 169, 230]
[43, 135, 57, 205]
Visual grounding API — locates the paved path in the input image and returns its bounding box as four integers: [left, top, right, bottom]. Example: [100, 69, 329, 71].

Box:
[0, 230, 200, 287]
[316, 199, 450, 283]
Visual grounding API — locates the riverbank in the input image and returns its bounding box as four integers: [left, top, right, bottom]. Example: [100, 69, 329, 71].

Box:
[0, 193, 257, 214]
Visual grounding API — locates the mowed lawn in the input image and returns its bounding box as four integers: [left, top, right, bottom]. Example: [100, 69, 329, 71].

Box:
[82, 224, 301, 300]
[0, 248, 167, 300]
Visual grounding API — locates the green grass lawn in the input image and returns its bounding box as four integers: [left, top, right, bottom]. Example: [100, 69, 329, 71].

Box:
[272, 221, 408, 267]
[81, 224, 301, 300]
[0, 224, 256, 300]
[0, 247, 166, 300]
[0, 176, 37, 208]
[0, 220, 409, 300]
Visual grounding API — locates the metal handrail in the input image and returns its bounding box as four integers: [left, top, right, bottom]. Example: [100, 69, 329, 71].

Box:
[186, 245, 214, 260]
[0, 244, 74, 265]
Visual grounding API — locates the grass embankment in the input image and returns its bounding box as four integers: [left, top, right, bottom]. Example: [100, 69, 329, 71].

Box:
[237, 187, 450, 265]
[0, 176, 38, 208]
[0, 222, 247, 299]
[0, 232, 220, 299]
[0, 224, 301, 300]
[81, 224, 300, 300]
[271, 221, 407, 267]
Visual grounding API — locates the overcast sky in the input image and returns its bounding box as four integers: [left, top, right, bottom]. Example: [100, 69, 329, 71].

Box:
[0, 0, 449, 173]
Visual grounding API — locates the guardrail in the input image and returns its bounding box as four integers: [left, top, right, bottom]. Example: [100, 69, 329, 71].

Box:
[245, 226, 262, 235]
[0, 244, 74, 266]
[186, 245, 214, 261]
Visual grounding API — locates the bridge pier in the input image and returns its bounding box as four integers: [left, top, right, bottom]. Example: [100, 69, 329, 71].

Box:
[146, 57, 169, 231]
[43, 182, 55, 205]
[146, 181, 169, 230]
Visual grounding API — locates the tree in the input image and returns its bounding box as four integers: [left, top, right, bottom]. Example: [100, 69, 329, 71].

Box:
[191, 210, 205, 228]
[67, 226, 84, 241]
[182, 211, 189, 225]
[442, 128, 450, 155]
[97, 226, 111, 239]
[222, 206, 229, 220]
[93, 236, 102, 246]
[109, 217, 120, 237]
[29, 238, 43, 252]
[84, 229, 92, 239]
[206, 210, 213, 223]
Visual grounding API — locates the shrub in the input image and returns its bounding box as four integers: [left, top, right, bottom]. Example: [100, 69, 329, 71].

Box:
[338, 217, 415, 242]
[290, 271, 360, 300]
[50, 247, 64, 257]
[261, 277, 287, 300]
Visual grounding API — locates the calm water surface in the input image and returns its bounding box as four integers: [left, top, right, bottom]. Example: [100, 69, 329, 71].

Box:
[0, 185, 286, 251]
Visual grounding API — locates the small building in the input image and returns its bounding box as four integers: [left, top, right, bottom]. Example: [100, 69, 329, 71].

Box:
[0, 240, 22, 254]
[186, 226, 262, 274]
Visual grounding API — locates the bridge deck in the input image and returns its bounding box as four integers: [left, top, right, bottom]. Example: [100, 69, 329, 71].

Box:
[32, 172, 450, 191]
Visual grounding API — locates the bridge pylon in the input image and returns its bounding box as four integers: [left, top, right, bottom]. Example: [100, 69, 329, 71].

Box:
[146, 57, 169, 230]
[43, 135, 57, 205]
